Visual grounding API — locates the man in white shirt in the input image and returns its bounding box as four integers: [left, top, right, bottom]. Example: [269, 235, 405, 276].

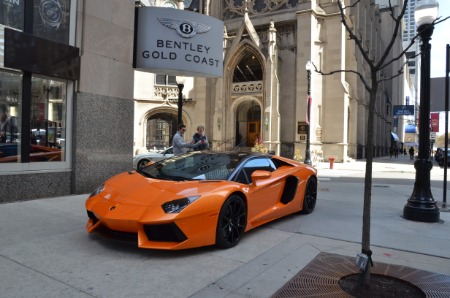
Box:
[173, 124, 202, 156]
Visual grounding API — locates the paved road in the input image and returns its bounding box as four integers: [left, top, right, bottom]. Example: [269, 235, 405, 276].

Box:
[1, 155, 450, 298]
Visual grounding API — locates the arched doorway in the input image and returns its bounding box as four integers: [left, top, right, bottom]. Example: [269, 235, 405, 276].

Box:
[235, 100, 261, 147]
[231, 47, 263, 148]
[146, 113, 176, 150]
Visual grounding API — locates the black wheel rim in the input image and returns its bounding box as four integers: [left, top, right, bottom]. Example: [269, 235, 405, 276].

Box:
[219, 198, 246, 245]
[138, 160, 147, 170]
[305, 179, 317, 210]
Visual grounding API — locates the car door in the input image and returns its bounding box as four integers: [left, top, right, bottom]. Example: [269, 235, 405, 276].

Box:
[237, 157, 285, 224]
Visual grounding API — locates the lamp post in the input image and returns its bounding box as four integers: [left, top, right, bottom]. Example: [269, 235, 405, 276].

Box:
[403, 0, 440, 222]
[177, 77, 185, 127]
[304, 61, 312, 165]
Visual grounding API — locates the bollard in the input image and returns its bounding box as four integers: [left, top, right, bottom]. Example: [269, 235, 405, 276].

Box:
[328, 157, 336, 169]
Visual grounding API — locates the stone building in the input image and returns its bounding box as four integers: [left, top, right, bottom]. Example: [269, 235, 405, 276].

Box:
[0, 0, 406, 202]
[134, 0, 406, 163]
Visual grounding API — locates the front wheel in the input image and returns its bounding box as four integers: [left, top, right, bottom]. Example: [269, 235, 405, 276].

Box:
[137, 159, 150, 170]
[216, 195, 247, 249]
[301, 177, 317, 214]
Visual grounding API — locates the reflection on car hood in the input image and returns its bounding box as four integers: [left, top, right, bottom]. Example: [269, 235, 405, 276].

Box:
[101, 171, 223, 206]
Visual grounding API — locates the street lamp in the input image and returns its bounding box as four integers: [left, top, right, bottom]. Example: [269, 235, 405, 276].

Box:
[304, 61, 312, 165]
[177, 76, 185, 127]
[403, 0, 440, 222]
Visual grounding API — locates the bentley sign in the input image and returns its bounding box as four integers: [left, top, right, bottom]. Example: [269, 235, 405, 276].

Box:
[133, 7, 223, 78]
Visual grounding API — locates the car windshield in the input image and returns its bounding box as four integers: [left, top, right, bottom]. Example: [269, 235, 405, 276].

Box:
[139, 151, 250, 181]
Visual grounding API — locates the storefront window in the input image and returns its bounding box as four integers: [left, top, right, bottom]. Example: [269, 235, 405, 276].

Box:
[0, 0, 71, 44]
[30, 76, 66, 162]
[0, 0, 24, 31]
[33, 0, 71, 44]
[0, 70, 21, 162]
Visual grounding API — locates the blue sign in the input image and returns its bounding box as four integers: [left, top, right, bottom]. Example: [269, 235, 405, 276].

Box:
[394, 105, 414, 116]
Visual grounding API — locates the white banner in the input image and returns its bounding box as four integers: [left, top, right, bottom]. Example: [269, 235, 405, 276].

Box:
[134, 7, 223, 78]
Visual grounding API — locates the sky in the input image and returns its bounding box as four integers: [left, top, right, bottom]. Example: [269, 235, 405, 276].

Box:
[430, 1, 450, 78]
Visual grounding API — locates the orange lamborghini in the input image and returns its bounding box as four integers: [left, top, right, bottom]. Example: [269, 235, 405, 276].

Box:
[85, 151, 317, 250]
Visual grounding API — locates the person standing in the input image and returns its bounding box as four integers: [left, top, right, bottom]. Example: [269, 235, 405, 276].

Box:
[173, 124, 202, 156]
[0, 104, 17, 143]
[409, 146, 415, 160]
[192, 125, 209, 151]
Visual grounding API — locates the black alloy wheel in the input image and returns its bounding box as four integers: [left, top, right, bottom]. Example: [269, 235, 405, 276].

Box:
[137, 159, 150, 170]
[216, 195, 247, 248]
[301, 177, 317, 214]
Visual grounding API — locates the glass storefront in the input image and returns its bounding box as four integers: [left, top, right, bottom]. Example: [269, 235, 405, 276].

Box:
[0, 0, 24, 31]
[0, 0, 73, 168]
[30, 76, 67, 162]
[0, 71, 67, 164]
[0, 0, 71, 44]
[0, 71, 21, 163]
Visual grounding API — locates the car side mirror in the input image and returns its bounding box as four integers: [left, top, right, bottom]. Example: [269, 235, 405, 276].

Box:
[251, 170, 271, 186]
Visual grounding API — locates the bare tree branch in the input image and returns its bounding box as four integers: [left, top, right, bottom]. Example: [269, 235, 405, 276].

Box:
[374, 0, 408, 70]
[379, 67, 405, 84]
[435, 15, 450, 26]
[380, 16, 450, 72]
[337, 1, 374, 73]
[312, 62, 371, 93]
[379, 33, 421, 72]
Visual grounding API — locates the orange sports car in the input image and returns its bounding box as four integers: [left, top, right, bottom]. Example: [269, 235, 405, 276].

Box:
[85, 151, 317, 250]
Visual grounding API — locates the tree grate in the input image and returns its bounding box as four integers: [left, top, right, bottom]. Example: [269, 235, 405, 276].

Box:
[273, 252, 450, 298]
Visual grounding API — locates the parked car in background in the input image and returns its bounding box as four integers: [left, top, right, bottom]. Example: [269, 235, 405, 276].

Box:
[435, 147, 445, 163]
[133, 146, 174, 170]
[438, 149, 450, 168]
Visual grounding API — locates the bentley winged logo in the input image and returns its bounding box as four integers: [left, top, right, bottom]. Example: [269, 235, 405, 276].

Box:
[157, 18, 211, 38]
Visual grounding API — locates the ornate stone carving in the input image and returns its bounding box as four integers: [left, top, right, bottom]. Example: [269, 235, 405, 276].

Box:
[223, 0, 297, 20]
[232, 81, 263, 94]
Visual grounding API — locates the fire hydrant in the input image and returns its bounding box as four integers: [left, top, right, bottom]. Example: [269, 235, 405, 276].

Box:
[328, 157, 336, 169]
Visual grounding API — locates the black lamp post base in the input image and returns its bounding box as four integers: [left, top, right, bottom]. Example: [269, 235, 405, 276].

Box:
[404, 159, 440, 223]
[403, 203, 440, 223]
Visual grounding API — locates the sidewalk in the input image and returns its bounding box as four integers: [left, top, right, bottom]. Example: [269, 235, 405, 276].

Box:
[191, 155, 450, 297]
[1, 156, 449, 298]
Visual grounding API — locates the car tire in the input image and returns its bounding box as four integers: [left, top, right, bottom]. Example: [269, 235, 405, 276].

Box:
[216, 195, 247, 249]
[137, 159, 150, 170]
[301, 177, 317, 214]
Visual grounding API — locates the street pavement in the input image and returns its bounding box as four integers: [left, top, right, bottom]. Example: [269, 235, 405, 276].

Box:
[1, 154, 450, 298]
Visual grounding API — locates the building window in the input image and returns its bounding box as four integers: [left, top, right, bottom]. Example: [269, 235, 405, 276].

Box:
[30, 76, 67, 162]
[0, 71, 21, 146]
[0, 72, 68, 164]
[0, 0, 24, 30]
[0, 0, 71, 44]
[155, 74, 177, 86]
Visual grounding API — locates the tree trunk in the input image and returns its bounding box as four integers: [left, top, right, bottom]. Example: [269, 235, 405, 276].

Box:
[361, 75, 379, 284]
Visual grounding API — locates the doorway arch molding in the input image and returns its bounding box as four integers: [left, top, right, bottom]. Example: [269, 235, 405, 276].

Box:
[140, 106, 192, 149]
[222, 39, 266, 149]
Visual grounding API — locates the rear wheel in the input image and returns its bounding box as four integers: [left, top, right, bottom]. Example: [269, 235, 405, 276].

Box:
[301, 177, 317, 214]
[216, 195, 247, 248]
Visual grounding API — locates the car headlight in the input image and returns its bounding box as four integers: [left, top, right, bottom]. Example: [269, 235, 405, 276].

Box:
[89, 184, 105, 198]
[162, 196, 200, 213]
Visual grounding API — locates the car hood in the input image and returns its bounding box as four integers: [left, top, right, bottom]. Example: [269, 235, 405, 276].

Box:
[99, 171, 224, 206]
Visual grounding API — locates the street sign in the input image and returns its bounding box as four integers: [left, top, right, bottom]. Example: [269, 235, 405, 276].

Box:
[430, 132, 436, 140]
[393, 105, 415, 116]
